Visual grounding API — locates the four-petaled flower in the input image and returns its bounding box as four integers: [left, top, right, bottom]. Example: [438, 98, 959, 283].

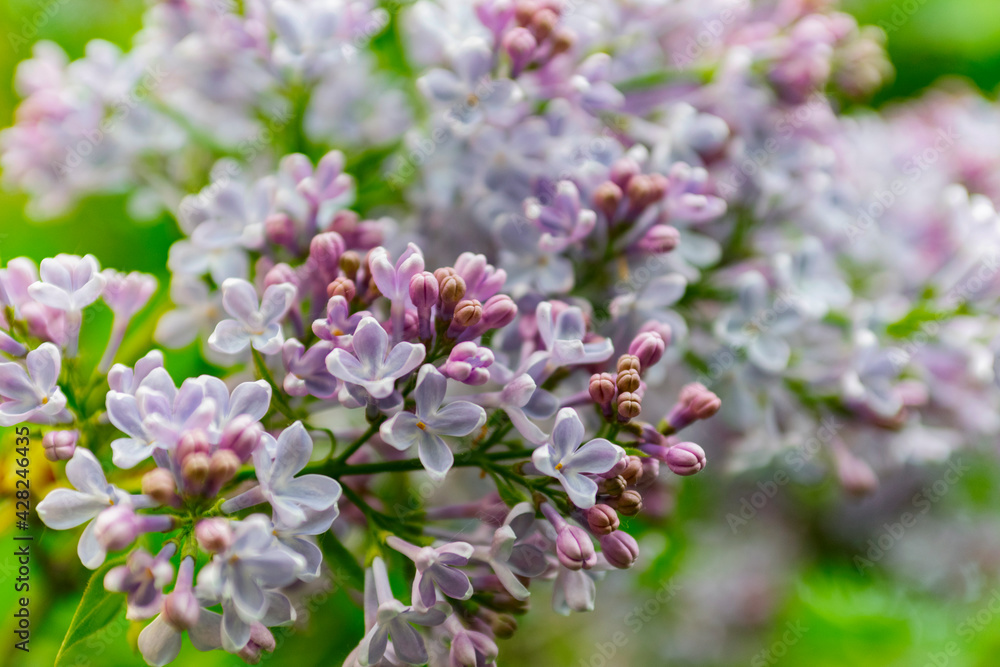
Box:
[532, 408, 624, 508]
[380, 365, 486, 479]
[0, 342, 69, 426]
[387, 536, 475, 610]
[208, 278, 297, 355]
[326, 316, 425, 399]
[536, 302, 614, 368]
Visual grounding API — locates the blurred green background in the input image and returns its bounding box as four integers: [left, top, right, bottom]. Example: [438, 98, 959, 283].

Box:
[2, 1, 1000, 666]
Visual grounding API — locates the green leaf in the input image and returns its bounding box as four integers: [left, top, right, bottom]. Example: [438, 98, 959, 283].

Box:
[320, 532, 366, 592]
[54, 554, 128, 667]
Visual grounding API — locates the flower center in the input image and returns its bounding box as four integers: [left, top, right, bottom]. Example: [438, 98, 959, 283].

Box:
[555, 462, 564, 471]
[416, 421, 427, 431]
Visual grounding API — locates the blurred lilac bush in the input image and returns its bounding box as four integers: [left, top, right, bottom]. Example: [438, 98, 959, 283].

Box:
[1, 0, 998, 664]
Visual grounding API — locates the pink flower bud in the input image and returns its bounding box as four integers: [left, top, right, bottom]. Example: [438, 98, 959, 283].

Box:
[95, 505, 139, 551]
[264, 263, 299, 290]
[503, 27, 536, 76]
[43, 430, 78, 461]
[219, 415, 263, 462]
[175, 430, 210, 466]
[442, 342, 494, 385]
[327, 277, 357, 301]
[481, 294, 517, 329]
[665, 442, 706, 476]
[609, 157, 641, 190]
[205, 449, 241, 495]
[626, 173, 668, 212]
[409, 271, 439, 309]
[586, 504, 619, 536]
[309, 231, 346, 281]
[142, 468, 180, 507]
[265, 213, 297, 249]
[617, 392, 641, 420]
[600, 531, 639, 569]
[593, 181, 623, 221]
[638, 224, 680, 254]
[629, 331, 666, 370]
[195, 518, 234, 553]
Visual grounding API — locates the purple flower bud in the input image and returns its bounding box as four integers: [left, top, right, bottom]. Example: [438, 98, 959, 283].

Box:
[327, 277, 356, 301]
[481, 294, 517, 329]
[181, 453, 211, 493]
[264, 263, 299, 290]
[629, 331, 666, 370]
[637, 224, 681, 254]
[175, 430, 211, 466]
[600, 531, 639, 569]
[665, 382, 721, 432]
[43, 430, 78, 461]
[205, 449, 240, 496]
[442, 342, 494, 385]
[265, 213, 297, 249]
[309, 231, 346, 282]
[409, 271, 439, 309]
[219, 414, 263, 462]
[95, 505, 140, 551]
[586, 504, 619, 536]
[593, 181, 623, 221]
[195, 518, 233, 553]
[609, 157, 640, 190]
[503, 27, 536, 77]
[637, 457, 660, 490]
[239, 623, 277, 664]
[556, 524, 597, 570]
[162, 558, 199, 630]
[665, 442, 707, 476]
[626, 174, 668, 216]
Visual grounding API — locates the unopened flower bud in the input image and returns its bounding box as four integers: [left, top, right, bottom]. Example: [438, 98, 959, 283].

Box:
[515, 0, 538, 25]
[327, 277, 357, 301]
[629, 331, 666, 369]
[43, 430, 78, 461]
[556, 524, 597, 570]
[593, 181, 623, 221]
[95, 505, 139, 551]
[626, 173, 668, 211]
[409, 271, 439, 309]
[637, 457, 660, 490]
[617, 354, 641, 374]
[551, 27, 575, 55]
[239, 623, 277, 664]
[142, 468, 181, 507]
[176, 430, 210, 466]
[616, 490, 643, 516]
[453, 299, 484, 327]
[609, 157, 641, 189]
[586, 504, 619, 536]
[439, 274, 467, 305]
[309, 231, 346, 281]
[481, 294, 517, 329]
[664, 383, 721, 432]
[486, 611, 518, 639]
[599, 456, 628, 479]
[264, 263, 298, 290]
[529, 8, 558, 40]
[503, 27, 536, 76]
[589, 372, 617, 405]
[196, 518, 234, 553]
[616, 368, 640, 393]
[163, 588, 200, 630]
[617, 392, 641, 420]
[599, 475, 627, 496]
[600, 531, 639, 569]
[182, 452, 211, 491]
[620, 456, 644, 487]
[665, 442, 706, 476]
[206, 449, 241, 493]
[339, 250, 362, 278]
[265, 213, 297, 249]
[638, 224, 681, 254]
[219, 414, 263, 462]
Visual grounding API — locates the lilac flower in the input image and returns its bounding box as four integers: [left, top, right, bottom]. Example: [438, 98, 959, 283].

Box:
[138, 558, 224, 666]
[484, 502, 547, 601]
[368, 243, 425, 304]
[282, 339, 339, 398]
[0, 343, 69, 426]
[552, 565, 599, 615]
[312, 295, 369, 344]
[36, 448, 141, 568]
[445, 614, 499, 667]
[27, 253, 105, 313]
[841, 329, 907, 420]
[326, 316, 425, 399]
[107, 349, 164, 395]
[440, 342, 494, 385]
[524, 181, 597, 252]
[358, 557, 447, 666]
[380, 365, 486, 479]
[773, 238, 851, 320]
[495, 373, 550, 445]
[231, 422, 343, 530]
[453, 252, 506, 302]
[104, 544, 176, 620]
[417, 37, 522, 125]
[195, 515, 304, 653]
[535, 302, 614, 368]
[532, 408, 624, 509]
[208, 278, 297, 356]
[715, 271, 803, 374]
[386, 536, 474, 609]
[98, 270, 158, 372]
[155, 276, 224, 350]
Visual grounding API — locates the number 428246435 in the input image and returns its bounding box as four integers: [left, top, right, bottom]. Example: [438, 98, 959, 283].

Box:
[15, 426, 30, 527]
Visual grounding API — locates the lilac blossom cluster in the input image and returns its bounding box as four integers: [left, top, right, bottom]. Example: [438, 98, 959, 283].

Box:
[3, 0, 1000, 664]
